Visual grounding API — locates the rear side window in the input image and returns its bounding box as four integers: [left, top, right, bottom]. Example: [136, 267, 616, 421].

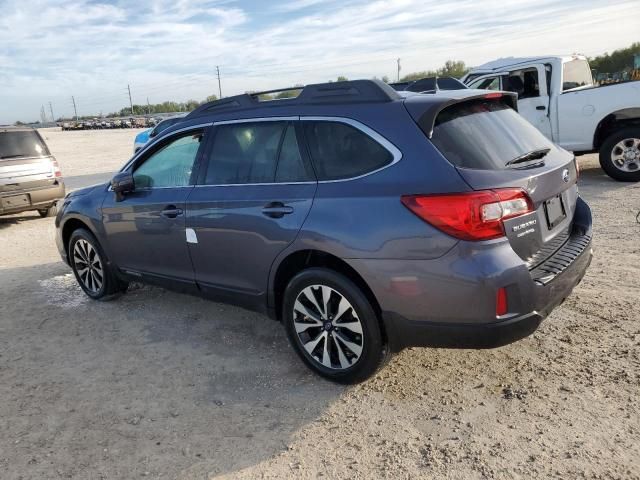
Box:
[562, 59, 593, 91]
[204, 122, 313, 185]
[303, 121, 392, 180]
[429, 100, 554, 170]
[0, 130, 50, 159]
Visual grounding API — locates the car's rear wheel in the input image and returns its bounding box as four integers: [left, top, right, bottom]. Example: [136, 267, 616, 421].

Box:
[69, 228, 128, 300]
[283, 268, 389, 384]
[599, 127, 640, 182]
[38, 204, 57, 218]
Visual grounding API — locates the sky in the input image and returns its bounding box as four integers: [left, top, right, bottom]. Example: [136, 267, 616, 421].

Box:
[0, 0, 638, 124]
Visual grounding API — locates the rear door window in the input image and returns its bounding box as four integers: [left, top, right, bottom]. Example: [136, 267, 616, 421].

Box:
[429, 99, 554, 170]
[0, 130, 50, 159]
[303, 121, 392, 180]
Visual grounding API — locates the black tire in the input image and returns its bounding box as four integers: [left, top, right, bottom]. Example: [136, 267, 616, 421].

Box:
[68, 228, 128, 300]
[283, 268, 390, 384]
[599, 127, 640, 182]
[37, 204, 57, 218]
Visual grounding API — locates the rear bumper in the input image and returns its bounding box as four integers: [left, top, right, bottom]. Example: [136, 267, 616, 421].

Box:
[348, 197, 593, 351]
[0, 181, 65, 215]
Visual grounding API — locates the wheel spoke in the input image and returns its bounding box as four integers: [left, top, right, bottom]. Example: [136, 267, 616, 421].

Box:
[335, 331, 363, 357]
[294, 300, 322, 323]
[321, 333, 331, 368]
[302, 331, 326, 356]
[301, 287, 324, 318]
[321, 286, 332, 317]
[332, 334, 351, 369]
[332, 296, 352, 324]
[336, 320, 363, 335]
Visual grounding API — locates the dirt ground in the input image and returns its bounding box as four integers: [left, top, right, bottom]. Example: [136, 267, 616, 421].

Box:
[0, 128, 638, 480]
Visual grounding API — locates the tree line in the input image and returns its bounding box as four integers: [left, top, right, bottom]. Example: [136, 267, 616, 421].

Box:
[588, 42, 640, 73]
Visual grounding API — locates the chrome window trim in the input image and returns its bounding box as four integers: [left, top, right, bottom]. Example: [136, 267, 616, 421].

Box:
[194, 181, 316, 188]
[299, 116, 403, 183]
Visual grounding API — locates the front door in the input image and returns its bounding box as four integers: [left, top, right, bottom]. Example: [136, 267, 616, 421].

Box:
[102, 128, 207, 287]
[186, 120, 316, 307]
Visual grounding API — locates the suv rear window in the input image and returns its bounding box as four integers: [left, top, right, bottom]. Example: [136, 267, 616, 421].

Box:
[303, 121, 392, 180]
[0, 130, 50, 159]
[429, 100, 554, 170]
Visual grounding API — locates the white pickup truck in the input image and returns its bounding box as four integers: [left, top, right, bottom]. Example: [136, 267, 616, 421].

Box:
[461, 55, 640, 181]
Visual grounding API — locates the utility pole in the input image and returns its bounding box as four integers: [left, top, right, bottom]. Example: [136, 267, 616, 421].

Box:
[71, 96, 78, 121]
[397, 58, 401, 82]
[147, 97, 151, 115]
[40, 105, 47, 124]
[128, 84, 134, 115]
[48, 102, 55, 123]
[216, 66, 222, 98]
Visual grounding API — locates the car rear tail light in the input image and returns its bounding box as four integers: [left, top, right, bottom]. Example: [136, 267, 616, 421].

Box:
[51, 158, 62, 177]
[496, 287, 508, 316]
[401, 189, 533, 241]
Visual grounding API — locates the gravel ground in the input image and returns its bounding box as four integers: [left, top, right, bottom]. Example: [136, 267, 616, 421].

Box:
[0, 128, 638, 479]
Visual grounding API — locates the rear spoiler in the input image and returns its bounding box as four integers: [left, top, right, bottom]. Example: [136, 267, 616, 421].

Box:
[404, 91, 518, 138]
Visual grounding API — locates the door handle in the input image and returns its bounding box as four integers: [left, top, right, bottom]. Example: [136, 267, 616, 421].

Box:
[262, 202, 294, 219]
[161, 206, 183, 218]
[536, 105, 546, 110]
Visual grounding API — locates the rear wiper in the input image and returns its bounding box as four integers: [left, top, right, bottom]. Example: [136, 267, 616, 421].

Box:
[505, 148, 550, 168]
[0, 154, 25, 159]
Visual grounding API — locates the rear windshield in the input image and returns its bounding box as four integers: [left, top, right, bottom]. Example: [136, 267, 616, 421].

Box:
[429, 100, 554, 170]
[562, 59, 593, 91]
[0, 130, 50, 159]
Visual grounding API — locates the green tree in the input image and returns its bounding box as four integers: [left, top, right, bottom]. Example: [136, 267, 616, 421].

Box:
[589, 42, 640, 73]
[205, 94, 218, 103]
[400, 59, 469, 82]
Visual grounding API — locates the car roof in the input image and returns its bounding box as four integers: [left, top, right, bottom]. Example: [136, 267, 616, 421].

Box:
[0, 126, 38, 133]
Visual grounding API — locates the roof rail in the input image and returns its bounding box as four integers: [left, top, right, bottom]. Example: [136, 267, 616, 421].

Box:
[185, 79, 400, 120]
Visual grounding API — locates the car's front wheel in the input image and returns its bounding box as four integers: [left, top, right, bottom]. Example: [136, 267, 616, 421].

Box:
[599, 127, 640, 182]
[283, 268, 389, 384]
[69, 228, 128, 300]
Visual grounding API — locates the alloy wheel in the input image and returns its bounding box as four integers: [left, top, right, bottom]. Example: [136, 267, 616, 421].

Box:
[73, 239, 104, 294]
[611, 137, 640, 172]
[292, 284, 364, 370]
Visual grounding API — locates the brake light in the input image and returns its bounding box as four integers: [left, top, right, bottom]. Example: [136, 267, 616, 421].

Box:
[401, 189, 534, 241]
[484, 92, 503, 99]
[51, 158, 62, 178]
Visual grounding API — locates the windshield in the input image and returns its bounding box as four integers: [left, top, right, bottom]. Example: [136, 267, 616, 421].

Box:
[0, 130, 50, 159]
[562, 59, 593, 91]
[430, 100, 555, 170]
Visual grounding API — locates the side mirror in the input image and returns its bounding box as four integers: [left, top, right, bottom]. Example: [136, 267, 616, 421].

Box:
[111, 171, 134, 201]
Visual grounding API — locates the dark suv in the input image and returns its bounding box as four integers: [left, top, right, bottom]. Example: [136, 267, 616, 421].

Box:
[1, 127, 65, 217]
[55, 80, 592, 383]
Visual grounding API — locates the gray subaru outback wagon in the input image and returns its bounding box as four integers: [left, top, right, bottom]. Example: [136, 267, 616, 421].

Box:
[55, 80, 592, 383]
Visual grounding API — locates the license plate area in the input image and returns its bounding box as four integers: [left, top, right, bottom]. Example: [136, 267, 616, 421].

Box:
[544, 195, 566, 229]
[1, 194, 31, 209]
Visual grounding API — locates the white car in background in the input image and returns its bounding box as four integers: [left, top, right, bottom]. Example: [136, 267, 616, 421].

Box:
[462, 55, 640, 181]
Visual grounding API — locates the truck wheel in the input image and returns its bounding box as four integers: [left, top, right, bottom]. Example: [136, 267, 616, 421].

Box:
[38, 204, 57, 218]
[599, 127, 640, 182]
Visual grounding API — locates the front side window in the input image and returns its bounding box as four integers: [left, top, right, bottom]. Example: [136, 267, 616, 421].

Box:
[303, 121, 393, 180]
[133, 131, 202, 188]
[470, 76, 501, 91]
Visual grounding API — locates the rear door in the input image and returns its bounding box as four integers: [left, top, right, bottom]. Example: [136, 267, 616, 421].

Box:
[186, 119, 316, 306]
[421, 97, 577, 267]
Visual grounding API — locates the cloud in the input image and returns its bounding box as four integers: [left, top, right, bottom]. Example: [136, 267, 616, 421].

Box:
[0, 0, 637, 123]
